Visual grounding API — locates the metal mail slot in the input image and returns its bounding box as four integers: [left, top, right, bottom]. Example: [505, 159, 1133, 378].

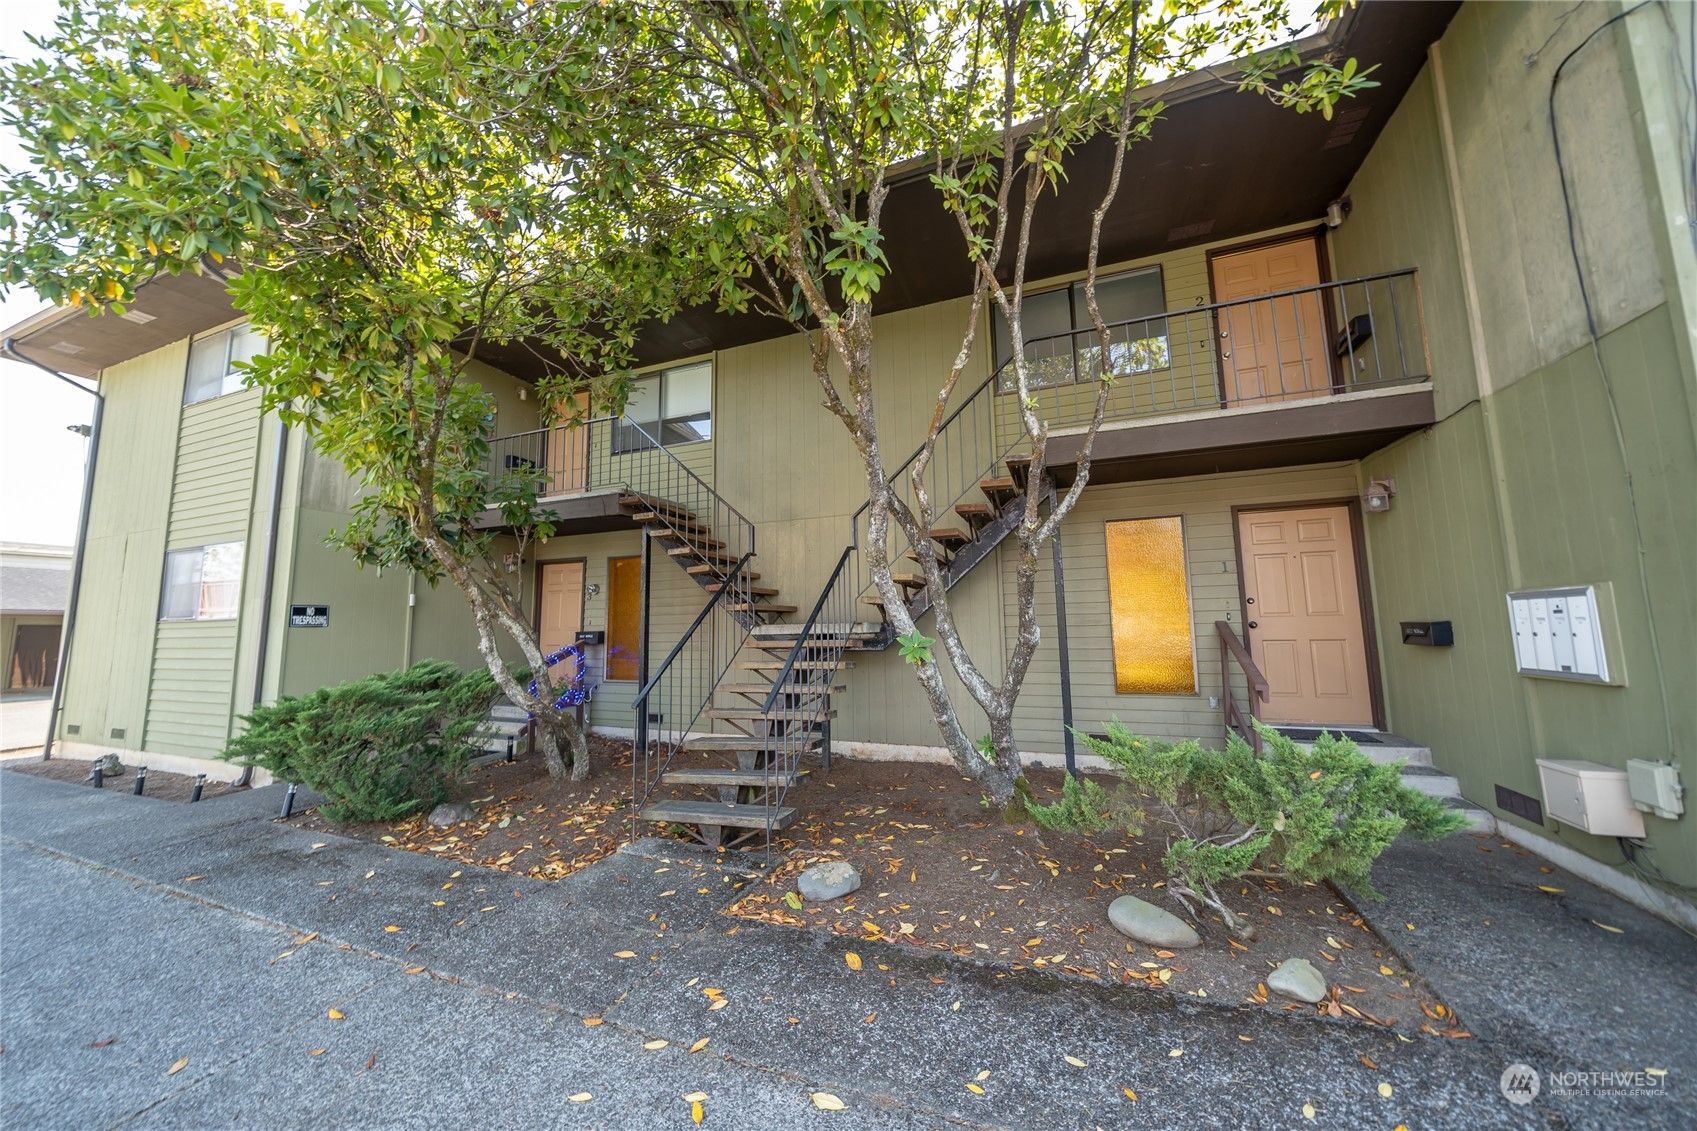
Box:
[1400, 620, 1453, 646]
[574, 630, 605, 645]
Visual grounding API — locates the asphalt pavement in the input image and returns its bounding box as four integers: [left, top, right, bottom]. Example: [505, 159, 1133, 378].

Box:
[1, 770, 1691, 1130]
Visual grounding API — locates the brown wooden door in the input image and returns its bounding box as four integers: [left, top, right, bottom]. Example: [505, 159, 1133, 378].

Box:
[9, 623, 62, 689]
[1237, 505, 1373, 726]
[545, 394, 590, 496]
[1211, 238, 1331, 406]
[538, 561, 586, 686]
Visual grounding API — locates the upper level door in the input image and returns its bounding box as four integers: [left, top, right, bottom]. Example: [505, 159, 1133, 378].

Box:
[538, 560, 586, 686]
[1237, 505, 1374, 726]
[545, 394, 591, 497]
[1211, 236, 1332, 407]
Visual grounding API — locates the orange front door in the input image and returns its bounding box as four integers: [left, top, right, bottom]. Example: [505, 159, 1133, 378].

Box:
[1211, 238, 1332, 406]
[545, 394, 591, 496]
[1238, 505, 1373, 726]
[539, 561, 586, 686]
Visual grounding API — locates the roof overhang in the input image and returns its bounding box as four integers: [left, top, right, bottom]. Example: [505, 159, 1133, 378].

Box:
[2, 269, 238, 379]
[0, 1, 1458, 382]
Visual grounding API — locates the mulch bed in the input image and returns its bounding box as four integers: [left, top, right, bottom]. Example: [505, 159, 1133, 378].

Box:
[4, 756, 247, 803]
[296, 737, 1472, 1035]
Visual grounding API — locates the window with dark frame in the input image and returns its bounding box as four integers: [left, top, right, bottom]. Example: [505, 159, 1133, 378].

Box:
[992, 266, 1170, 392]
[159, 542, 245, 621]
[614, 361, 712, 452]
[183, 324, 267, 406]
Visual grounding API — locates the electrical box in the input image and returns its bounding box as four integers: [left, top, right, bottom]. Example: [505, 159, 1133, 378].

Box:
[1626, 759, 1684, 820]
[1507, 586, 1609, 683]
[1536, 759, 1645, 838]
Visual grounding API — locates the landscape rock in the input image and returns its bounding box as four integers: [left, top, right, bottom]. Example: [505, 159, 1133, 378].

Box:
[93, 753, 125, 776]
[427, 802, 477, 828]
[1107, 895, 1201, 949]
[797, 861, 861, 902]
[1267, 957, 1328, 1003]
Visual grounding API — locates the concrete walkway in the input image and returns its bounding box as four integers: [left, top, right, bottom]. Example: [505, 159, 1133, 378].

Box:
[0, 771, 1691, 1130]
[0, 691, 51, 755]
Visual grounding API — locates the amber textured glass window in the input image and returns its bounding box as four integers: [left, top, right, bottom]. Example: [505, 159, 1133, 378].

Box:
[606, 556, 642, 681]
[1105, 517, 1196, 694]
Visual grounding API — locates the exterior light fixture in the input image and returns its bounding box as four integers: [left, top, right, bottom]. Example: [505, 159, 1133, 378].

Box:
[1325, 196, 1353, 228]
[1364, 477, 1397, 513]
[585, 582, 601, 598]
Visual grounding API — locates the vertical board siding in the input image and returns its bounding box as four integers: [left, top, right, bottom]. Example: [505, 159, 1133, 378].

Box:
[58, 341, 186, 748]
[143, 389, 264, 756]
[1328, 66, 1478, 417]
[1005, 464, 1361, 751]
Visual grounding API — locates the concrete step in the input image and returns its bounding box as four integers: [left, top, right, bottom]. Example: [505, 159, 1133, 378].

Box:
[1398, 763, 1462, 798]
[1445, 796, 1498, 835]
[489, 705, 530, 724]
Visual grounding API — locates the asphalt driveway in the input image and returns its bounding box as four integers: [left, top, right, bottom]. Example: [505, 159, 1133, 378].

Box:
[0, 770, 1690, 1130]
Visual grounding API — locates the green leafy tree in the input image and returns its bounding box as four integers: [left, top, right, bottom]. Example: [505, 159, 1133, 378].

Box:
[447, 0, 1377, 806]
[1032, 722, 1466, 939]
[1, 0, 708, 778]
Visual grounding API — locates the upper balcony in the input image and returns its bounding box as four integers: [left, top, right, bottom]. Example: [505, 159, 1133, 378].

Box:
[998, 268, 1435, 485]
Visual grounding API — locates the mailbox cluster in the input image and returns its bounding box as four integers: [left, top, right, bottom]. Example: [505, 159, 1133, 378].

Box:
[1507, 586, 1608, 683]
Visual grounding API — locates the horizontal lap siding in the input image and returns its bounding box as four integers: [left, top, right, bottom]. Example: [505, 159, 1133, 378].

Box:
[144, 389, 264, 757]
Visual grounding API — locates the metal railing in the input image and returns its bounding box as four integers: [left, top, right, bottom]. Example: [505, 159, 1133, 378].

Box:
[1011, 269, 1429, 433]
[771, 270, 1427, 744]
[1217, 621, 1270, 754]
[487, 415, 755, 582]
[629, 551, 758, 821]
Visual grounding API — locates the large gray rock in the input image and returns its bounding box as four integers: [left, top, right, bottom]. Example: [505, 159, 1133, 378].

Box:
[1107, 895, 1201, 949]
[797, 861, 861, 902]
[93, 753, 125, 776]
[1267, 957, 1328, 1003]
[427, 802, 477, 828]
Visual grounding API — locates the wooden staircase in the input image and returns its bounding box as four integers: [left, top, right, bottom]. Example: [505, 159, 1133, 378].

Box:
[637, 627, 875, 848]
[618, 493, 794, 624]
[861, 463, 1035, 625]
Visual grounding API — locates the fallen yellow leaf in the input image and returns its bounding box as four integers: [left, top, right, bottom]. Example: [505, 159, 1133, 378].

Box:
[708, 999, 728, 1012]
[568, 1093, 592, 1103]
[1592, 920, 1625, 934]
[810, 1092, 847, 1111]
[691, 1099, 704, 1124]
[1065, 1055, 1087, 1067]
[844, 952, 862, 971]
[1379, 966, 1395, 976]
[167, 1056, 189, 1076]
[308, 1049, 325, 1056]
[975, 1070, 990, 1081]
[682, 1092, 708, 1103]
[384, 925, 401, 933]
[643, 1039, 669, 1051]
[1537, 885, 1565, 894]
[689, 1038, 709, 1053]
[613, 950, 637, 959]
[582, 1018, 603, 1027]
[326, 1009, 345, 1020]
[1123, 1087, 1138, 1101]
[1168, 1049, 1183, 1058]
[182, 875, 206, 882]
[403, 966, 426, 975]
[1378, 1082, 1394, 1098]
[1303, 1101, 1316, 1119]
[965, 1083, 984, 1094]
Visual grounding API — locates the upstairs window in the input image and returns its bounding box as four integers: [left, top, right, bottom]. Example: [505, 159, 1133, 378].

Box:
[184, 324, 268, 405]
[160, 542, 244, 621]
[993, 266, 1170, 392]
[616, 361, 712, 451]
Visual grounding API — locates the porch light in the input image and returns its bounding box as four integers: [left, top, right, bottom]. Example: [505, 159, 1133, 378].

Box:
[1364, 478, 1397, 513]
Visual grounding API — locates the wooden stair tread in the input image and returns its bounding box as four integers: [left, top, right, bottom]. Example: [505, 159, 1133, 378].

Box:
[619, 494, 697, 521]
[659, 768, 802, 788]
[954, 502, 993, 519]
[704, 707, 836, 721]
[891, 573, 925, 590]
[744, 636, 873, 650]
[928, 526, 970, 545]
[733, 660, 855, 670]
[684, 734, 823, 753]
[726, 603, 796, 614]
[716, 683, 844, 695]
[639, 800, 799, 830]
[659, 531, 726, 550]
[630, 511, 711, 532]
[704, 583, 780, 596]
[978, 476, 1016, 492]
[686, 564, 759, 579]
[669, 546, 739, 563]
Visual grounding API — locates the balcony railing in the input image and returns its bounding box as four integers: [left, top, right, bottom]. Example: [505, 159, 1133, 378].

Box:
[1006, 269, 1428, 432]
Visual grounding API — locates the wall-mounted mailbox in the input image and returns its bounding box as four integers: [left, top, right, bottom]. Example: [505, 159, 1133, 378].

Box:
[1400, 620, 1453, 646]
[1507, 586, 1610, 683]
[574, 630, 605, 645]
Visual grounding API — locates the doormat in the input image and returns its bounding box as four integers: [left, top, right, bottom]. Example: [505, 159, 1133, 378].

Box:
[1276, 728, 1384, 745]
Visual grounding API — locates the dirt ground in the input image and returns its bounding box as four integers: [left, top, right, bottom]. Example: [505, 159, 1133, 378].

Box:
[297, 739, 1472, 1035]
[5, 756, 247, 803]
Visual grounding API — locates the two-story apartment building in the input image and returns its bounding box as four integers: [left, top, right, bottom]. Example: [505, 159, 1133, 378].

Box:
[6, 2, 1693, 926]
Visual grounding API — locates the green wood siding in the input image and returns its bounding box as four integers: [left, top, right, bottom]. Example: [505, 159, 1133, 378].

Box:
[142, 388, 264, 756]
[57, 340, 185, 748]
